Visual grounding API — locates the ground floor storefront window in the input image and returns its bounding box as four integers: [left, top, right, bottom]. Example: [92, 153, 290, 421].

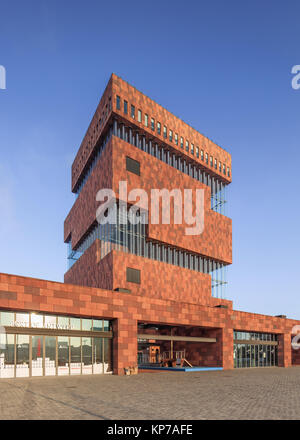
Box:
[234, 331, 278, 368]
[0, 310, 113, 378]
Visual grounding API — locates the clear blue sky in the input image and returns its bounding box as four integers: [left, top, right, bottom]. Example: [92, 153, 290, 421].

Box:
[0, 0, 299, 318]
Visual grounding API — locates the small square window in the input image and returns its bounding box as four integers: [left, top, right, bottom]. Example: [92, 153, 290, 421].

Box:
[126, 267, 141, 284]
[151, 118, 155, 131]
[131, 104, 135, 119]
[138, 109, 142, 122]
[124, 100, 128, 114]
[163, 126, 167, 138]
[145, 114, 148, 127]
[175, 133, 178, 145]
[169, 130, 173, 142]
[185, 140, 189, 152]
[157, 122, 161, 134]
[180, 137, 184, 149]
[191, 143, 194, 155]
[116, 95, 120, 110]
[126, 156, 140, 176]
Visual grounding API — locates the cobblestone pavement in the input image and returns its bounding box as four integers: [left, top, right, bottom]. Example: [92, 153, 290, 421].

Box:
[0, 367, 300, 420]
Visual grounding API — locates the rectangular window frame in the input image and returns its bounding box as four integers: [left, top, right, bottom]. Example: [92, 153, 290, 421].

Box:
[131, 104, 135, 119]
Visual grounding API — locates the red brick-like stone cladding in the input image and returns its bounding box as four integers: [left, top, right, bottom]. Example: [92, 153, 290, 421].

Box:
[71, 74, 232, 192]
[111, 74, 231, 182]
[0, 272, 299, 374]
[65, 137, 232, 264]
[64, 138, 113, 248]
[71, 77, 113, 191]
[64, 244, 231, 308]
[112, 137, 232, 263]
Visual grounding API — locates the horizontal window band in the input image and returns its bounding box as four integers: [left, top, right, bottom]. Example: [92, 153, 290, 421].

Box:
[138, 334, 216, 343]
[3, 327, 113, 338]
[234, 340, 278, 346]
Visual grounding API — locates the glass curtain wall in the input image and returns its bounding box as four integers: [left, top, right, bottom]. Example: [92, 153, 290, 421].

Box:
[68, 207, 228, 299]
[0, 312, 113, 378]
[74, 119, 229, 214]
[0, 334, 14, 378]
[0, 335, 112, 378]
[233, 331, 278, 368]
[32, 335, 44, 376]
[16, 335, 29, 377]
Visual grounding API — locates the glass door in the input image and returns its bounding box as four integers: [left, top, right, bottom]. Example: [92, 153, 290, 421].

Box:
[0, 334, 15, 378]
[70, 337, 81, 375]
[82, 337, 92, 374]
[32, 335, 44, 376]
[104, 338, 112, 373]
[58, 336, 69, 375]
[16, 335, 29, 377]
[93, 337, 103, 374]
[45, 336, 56, 376]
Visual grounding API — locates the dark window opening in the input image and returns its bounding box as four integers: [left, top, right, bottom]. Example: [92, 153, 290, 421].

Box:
[126, 156, 140, 176]
[126, 267, 141, 284]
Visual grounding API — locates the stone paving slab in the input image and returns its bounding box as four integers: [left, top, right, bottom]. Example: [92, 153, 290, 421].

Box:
[0, 367, 300, 420]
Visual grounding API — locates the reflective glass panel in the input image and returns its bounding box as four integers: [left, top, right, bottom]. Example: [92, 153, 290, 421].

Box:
[31, 313, 43, 328]
[45, 336, 56, 376]
[93, 337, 103, 374]
[70, 318, 81, 331]
[16, 313, 29, 327]
[0, 334, 14, 378]
[103, 320, 110, 332]
[0, 311, 14, 326]
[45, 315, 57, 329]
[58, 336, 69, 375]
[32, 335, 44, 376]
[70, 337, 81, 375]
[82, 337, 92, 374]
[16, 334, 29, 377]
[82, 319, 92, 331]
[104, 338, 112, 373]
[92, 320, 103, 331]
[57, 316, 69, 329]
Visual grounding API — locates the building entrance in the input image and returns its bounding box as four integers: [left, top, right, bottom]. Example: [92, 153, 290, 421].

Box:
[0, 310, 113, 378]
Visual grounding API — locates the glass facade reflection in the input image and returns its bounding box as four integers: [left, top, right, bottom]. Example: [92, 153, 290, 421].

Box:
[0, 334, 113, 378]
[32, 335, 44, 376]
[0, 309, 113, 378]
[68, 206, 228, 299]
[0, 311, 112, 333]
[234, 331, 278, 368]
[16, 335, 29, 377]
[0, 334, 14, 378]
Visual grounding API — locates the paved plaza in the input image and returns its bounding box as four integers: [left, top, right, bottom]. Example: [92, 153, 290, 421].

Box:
[0, 367, 300, 420]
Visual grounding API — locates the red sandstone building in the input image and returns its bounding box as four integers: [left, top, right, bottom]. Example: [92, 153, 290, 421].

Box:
[0, 74, 299, 378]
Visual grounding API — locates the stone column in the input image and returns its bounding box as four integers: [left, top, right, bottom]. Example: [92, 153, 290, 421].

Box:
[112, 317, 137, 375]
[221, 327, 234, 370]
[277, 333, 292, 367]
